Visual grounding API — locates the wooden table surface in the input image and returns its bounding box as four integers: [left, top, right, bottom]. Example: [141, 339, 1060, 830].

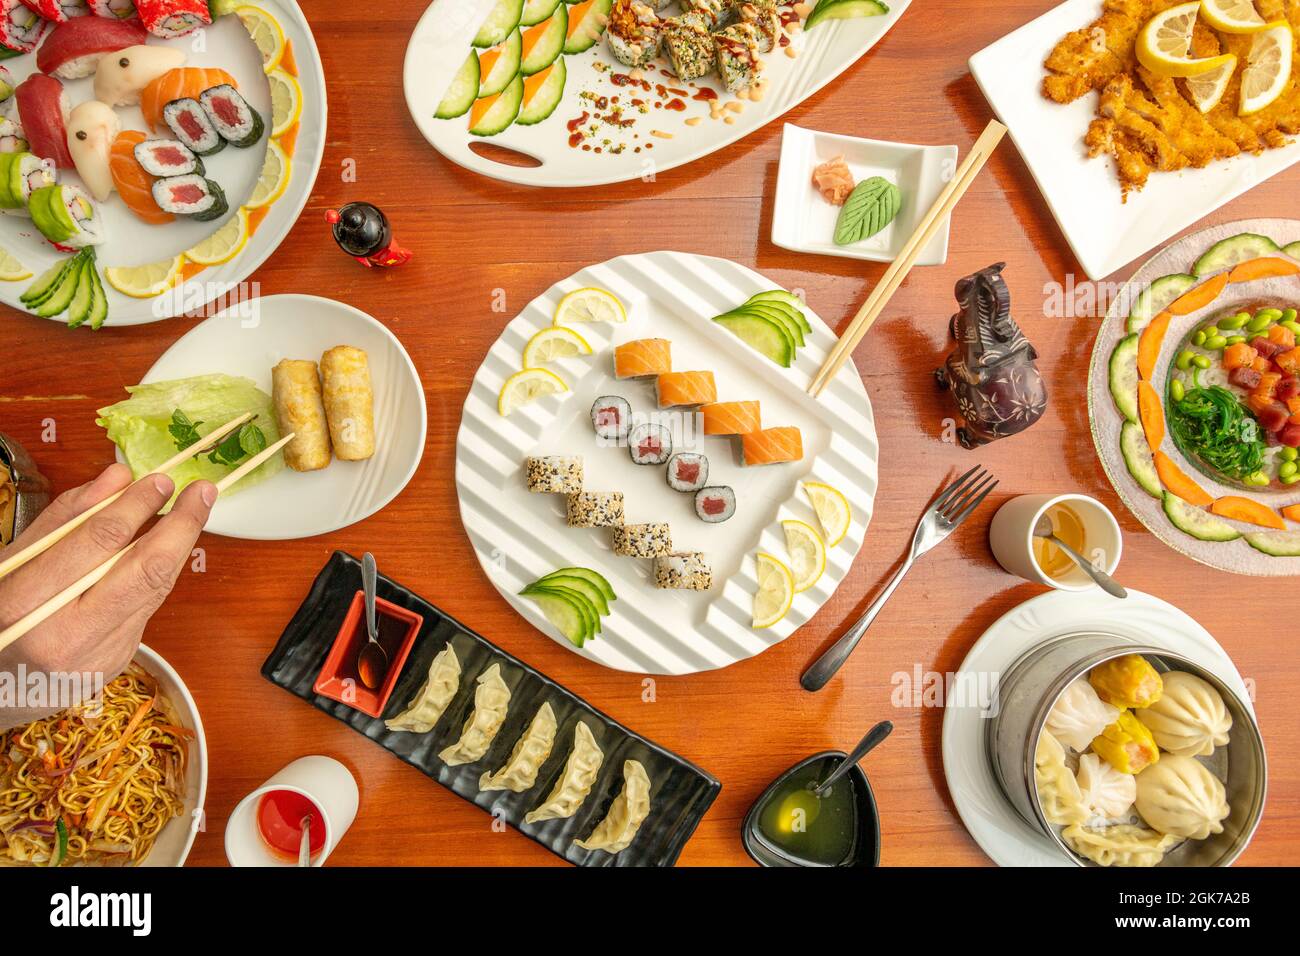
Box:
[1, 1, 1296, 867]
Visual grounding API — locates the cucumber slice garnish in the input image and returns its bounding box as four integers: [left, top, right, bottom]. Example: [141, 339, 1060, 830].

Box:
[714, 312, 796, 367]
[1163, 492, 1241, 542]
[1120, 422, 1162, 499]
[537, 566, 615, 602]
[805, 0, 889, 31]
[35, 255, 85, 319]
[1192, 233, 1280, 276]
[436, 51, 481, 119]
[1243, 531, 1300, 557]
[473, 0, 525, 48]
[520, 0, 562, 26]
[1126, 273, 1195, 334]
[736, 302, 806, 347]
[1284, 241, 1300, 259]
[65, 254, 95, 328]
[519, 6, 566, 75]
[469, 74, 523, 137]
[532, 572, 609, 616]
[748, 290, 812, 335]
[563, 0, 612, 55]
[1108, 333, 1140, 424]
[20, 257, 75, 306]
[524, 590, 591, 647]
[477, 30, 522, 97]
[518, 57, 566, 125]
[87, 261, 109, 330]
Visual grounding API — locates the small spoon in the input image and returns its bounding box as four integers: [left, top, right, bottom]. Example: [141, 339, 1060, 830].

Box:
[1032, 514, 1127, 599]
[357, 552, 388, 689]
[812, 720, 893, 798]
[298, 815, 312, 867]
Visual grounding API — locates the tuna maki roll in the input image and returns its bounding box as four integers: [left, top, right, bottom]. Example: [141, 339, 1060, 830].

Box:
[28, 183, 105, 248]
[0, 150, 54, 210]
[606, 0, 662, 69]
[694, 486, 735, 523]
[133, 137, 203, 177]
[591, 395, 631, 444]
[653, 551, 712, 590]
[661, 12, 714, 82]
[714, 23, 762, 93]
[735, 0, 779, 52]
[161, 97, 224, 155]
[525, 455, 583, 494]
[612, 522, 673, 558]
[628, 422, 672, 465]
[566, 491, 625, 528]
[152, 174, 227, 221]
[199, 84, 264, 148]
[666, 452, 708, 492]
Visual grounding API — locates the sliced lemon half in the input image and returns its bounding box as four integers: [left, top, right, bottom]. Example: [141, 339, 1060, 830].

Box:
[781, 519, 827, 593]
[522, 326, 592, 368]
[553, 287, 626, 325]
[1185, 55, 1238, 112]
[104, 255, 183, 298]
[1137, 2, 1237, 77]
[267, 67, 303, 137]
[803, 481, 852, 548]
[1200, 0, 1269, 34]
[185, 208, 250, 265]
[0, 245, 31, 281]
[753, 552, 794, 629]
[246, 137, 290, 209]
[498, 367, 568, 416]
[1240, 22, 1293, 115]
[237, 4, 286, 72]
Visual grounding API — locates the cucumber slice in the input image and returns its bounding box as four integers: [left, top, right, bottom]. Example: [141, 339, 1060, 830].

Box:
[523, 590, 591, 647]
[522, 584, 598, 642]
[713, 312, 796, 367]
[87, 261, 109, 330]
[1109, 334, 1140, 424]
[533, 572, 608, 616]
[20, 257, 76, 306]
[1284, 241, 1300, 259]
[1193, 233, 1280, 276]
[731, 302, 805, 348]
[537, 566, 615, 602]
[748, 290, 812, 335]
[518, 57, 566, 125]
[1126, 273, 1195, 334]
[65, 255, 95, 328]
[478, 30, 522, 97]
[805, 0, 889, 31]
[473, 0, 524, 48]
[1163, 492, 1241, 542]
[519, 6, 566, 75]
[469, 74, 523, 137]
[1244, 531, 1300, 557]
[35, 255, 84, 319]
[1120, 422, 1162, 499]
[563, 0, 612, 54]
[520, 0, 562, 26]
[435, 51, 481, 119]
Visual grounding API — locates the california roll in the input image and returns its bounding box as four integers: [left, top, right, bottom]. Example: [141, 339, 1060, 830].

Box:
[525, 455, 583, 494]
[0, 150, 54, 210]
[661, 11, 715, 82]
[0, 116, 25, 153]
[134, 0, 210, 39]
[0, 0, 50, 59]
[89, 0, 136, 16]
[653, 551, 712, 590]
[612, 522, 673, 558]
[606, 0, 662, 69]
[714, 22, 762, 93]
[28, 183, 105, 248]
[565, 491, 625, 528]
[735, 0, 779, 52]
[686, 0, 733, 29]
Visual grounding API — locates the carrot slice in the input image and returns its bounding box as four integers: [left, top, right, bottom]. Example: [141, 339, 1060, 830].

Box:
[1210, 496, 1287, 530]
[468, 90, 501, 129]
[523, 63, 554, 103]
[280, 39, 298, 77]
[1138, 310, 1171, 381]
[1138, 380, 1165, 452]
[1282, 504, 1300, 523]
[1154, 451, 1213, 506]
[277, 121, 299, 157]
[98, 691, 155, 780]
[567, 0, 596, 38]
[1228, 257, 1300, 282]
[521, 17, 552, 58]
[1168, 273, 1228, 314]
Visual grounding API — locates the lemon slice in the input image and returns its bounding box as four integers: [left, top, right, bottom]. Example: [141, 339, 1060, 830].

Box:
[0, 245, 31, 281]
[104, 256, 183, 298]
[267, 68, 302, 137]
[1136, 2, 1237, 77]
[522, 326, 592, 367]
[781, 520, 826, 592]
[246, 137, 290, 209]
[185, 208, 249, 265]
[803, 481, 852, 547]
[1185, 55, 1238, 112]
[553, 287, 626, 325]
[752, 552, 794, 629]
[237, 4, 285, 72]
[1240, 22, 1293, 115]
[498, 367, 568, 416]
[1200, 0, 1268, 34]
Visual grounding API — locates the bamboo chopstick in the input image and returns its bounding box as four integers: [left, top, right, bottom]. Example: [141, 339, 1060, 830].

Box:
[0, 432, 295, 656]
[807, 120, 1008, 399]
[0, 412, 256, 581]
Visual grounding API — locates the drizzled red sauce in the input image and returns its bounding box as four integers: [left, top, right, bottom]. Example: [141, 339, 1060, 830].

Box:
[665, 98, 686, 111]
[692, 87, 718, 101]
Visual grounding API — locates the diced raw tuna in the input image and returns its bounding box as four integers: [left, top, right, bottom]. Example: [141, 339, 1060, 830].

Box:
[1257, 402, 1291, 433]
[1229, 367, 1264, 390]
[1278, 376, 1300, 402]
[1280, 422, 1300, 447]
[1250, 336, 1283, 359]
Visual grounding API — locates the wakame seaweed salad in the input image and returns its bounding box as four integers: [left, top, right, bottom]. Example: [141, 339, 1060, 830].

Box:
[1167, 385, 1267, 481]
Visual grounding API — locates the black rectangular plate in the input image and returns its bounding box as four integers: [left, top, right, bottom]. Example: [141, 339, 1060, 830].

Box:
[261, 551, 721, 867]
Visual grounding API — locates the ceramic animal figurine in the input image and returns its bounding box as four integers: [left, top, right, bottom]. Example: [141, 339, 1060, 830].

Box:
[935, 262, 1047, 448]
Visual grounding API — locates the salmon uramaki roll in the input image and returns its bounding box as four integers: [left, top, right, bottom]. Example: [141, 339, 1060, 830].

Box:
[656, 370, 716, 407]
[700, 400, 761, 435]
[614, 338, 672, 379]
[272, 359, 332, 472]
[320, 345, 376, 461]
[741, 426, 803, 465]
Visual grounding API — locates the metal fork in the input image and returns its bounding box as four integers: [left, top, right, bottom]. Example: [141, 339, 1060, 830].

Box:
[800, 466, 999, 692]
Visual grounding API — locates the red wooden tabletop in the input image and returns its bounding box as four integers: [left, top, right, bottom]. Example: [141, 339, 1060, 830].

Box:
[1, 1, 1295, 866]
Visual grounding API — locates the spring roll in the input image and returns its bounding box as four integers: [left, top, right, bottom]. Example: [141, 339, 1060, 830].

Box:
[320, 345, 375, 461]
[271, 359, 332, 472]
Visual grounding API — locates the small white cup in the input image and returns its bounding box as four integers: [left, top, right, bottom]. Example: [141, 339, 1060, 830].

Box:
[988, 493, 1123, 591]
[225, 756, 359, 867]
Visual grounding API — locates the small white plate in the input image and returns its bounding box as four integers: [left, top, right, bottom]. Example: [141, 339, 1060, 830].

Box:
[771, 124, 956, 265]
[124, 294, 426, 540]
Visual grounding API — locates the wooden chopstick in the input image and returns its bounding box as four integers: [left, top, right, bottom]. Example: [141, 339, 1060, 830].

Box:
[808, 120, 1008, 399]
[0, 412, 256, 581]
[0, 432, 295, 656]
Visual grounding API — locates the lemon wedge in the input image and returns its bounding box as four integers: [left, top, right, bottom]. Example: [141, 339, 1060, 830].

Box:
[752, 552, 794, 629]
[0, 245, 31, 281]
[185, 208, 250, 265]
[267, 67, 302, 137]
[237, 4, 286, 72]
[246, 137, 290, 209]
[498, 367, 568, 416]
[803, 481, 852, 547]
[553, 287, 626, 325]
[1240, 22, 1293, 115]
[1137, 2, 1237, 77]
[104, 256, 183, 298]
[522, 326, 592, 367]
[1200, 0, 1269, 34]
[781, 520, 826, 593]
[1185, 55, 1238, 112]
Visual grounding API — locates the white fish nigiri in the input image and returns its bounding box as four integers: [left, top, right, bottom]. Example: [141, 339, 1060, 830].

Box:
[93, 44, 185, 107]
[67, 100, 120, 201]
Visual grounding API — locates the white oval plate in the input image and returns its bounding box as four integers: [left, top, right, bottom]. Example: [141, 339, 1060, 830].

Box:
[126, 294, 427, 540]
[404, 0, 911, 188]
[455, 250, 878, 675]
[0, 1, 325, 326]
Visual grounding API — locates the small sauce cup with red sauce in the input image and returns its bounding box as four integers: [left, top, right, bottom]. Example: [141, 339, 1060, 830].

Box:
[225, 756, 359, 866]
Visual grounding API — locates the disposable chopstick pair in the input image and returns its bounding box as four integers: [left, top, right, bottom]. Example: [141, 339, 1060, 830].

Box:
[807, 119, 1009, 399]
[0, 432, 296, 655]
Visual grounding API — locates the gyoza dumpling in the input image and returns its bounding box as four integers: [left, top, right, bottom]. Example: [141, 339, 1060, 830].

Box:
[1135, 754, 1230, 840]
[1045, 679, 1120, 751]
[1062, 823, 1178, 867]
[524, 721, 603, 824]
[1033, 730, 1087, 826]
[1136, 672, 1232, 757]
[439, 664, 511, 766]
[479, 702, 558, 792]
[1076, 752, 1137, 823]
[575, 760, 651, 854]
[384, 643, 461, 733]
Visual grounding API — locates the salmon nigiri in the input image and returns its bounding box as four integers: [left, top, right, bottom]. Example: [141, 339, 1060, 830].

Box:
[141, 67, 237, 131]
[656, 371, 717, 408]
[110, 130, 172, 224]
[741, 427, 803, 465]
[614, 338, 672, 378]
[701, 400, 761, 436]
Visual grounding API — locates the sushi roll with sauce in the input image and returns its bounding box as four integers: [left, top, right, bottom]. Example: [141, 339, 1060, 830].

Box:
[199, 84, 264, 148]
[614, 337, 672, 379]
[653, 551, 712, 590]
[152, 173, 227, 221]
[714, 22, 762, 93]
[566, 491, 625, 528]
[661, 11, 715, 83]
[612, 523, 673, 558]
[0, 1, 51, 59]
[686, 0, 733, 29]
[694, 486, 735, 523]
[606, 0, 662, 69]
[741, 426, 803, 465]
[591, 395, 631, 444]
[134, 0, 210, 39]
[735, 0, 779, 52]
[28, 183, 105, 248]
[0, 151, 53, 210]
[133, 137, 203, 177]
[701, 400, 761, 435]
[656, 370, 717, 407]
[525, 456, 583, 494]
[161, 96, 224, 155]
[628, 422, 672, 465]
[666, 452, 708, 492]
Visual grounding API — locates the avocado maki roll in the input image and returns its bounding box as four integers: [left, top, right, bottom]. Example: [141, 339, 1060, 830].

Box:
[0, 150, 54, 210]
[161, 97, 224, 155]
[28, 183, 106, 248]
[198, 84, 264, 148]
[152, 173, 227, 221]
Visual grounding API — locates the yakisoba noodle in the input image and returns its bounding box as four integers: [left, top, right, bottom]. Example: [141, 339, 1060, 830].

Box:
[0, 665, 191, 866]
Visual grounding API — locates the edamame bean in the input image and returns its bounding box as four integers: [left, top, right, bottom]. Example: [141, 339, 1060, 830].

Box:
[1204, 335, 1228, 350]
[1284, 473, 1300, 486]
[1192, 330, 1208, 347]
[1170, 379, 1186, 402]
[1192, 354, 1212, 369]
[1282, 447, 1299, 462]
[1256, 308, 1283, 323]
[1281, 320, 1300, 337]
[1247, 314, 1273, 333]
[1226, 335, 1247, 346]
[1284, 308, 1298, 323]
[1219, 313, 1248, 330]
[1176, 349, 1196, 370]
[1247, 472, 1271, 487]
[1281, 461, 1299, 480]
[1202, 325, 1221, 338]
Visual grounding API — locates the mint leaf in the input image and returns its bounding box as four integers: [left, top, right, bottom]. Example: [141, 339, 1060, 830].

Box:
[168, 409, 203, 451]
[834, 176, 902, 246]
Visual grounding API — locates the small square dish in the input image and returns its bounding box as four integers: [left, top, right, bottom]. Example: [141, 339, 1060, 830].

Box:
[313, 590, 423, 718]
[772, 124, 958, 265]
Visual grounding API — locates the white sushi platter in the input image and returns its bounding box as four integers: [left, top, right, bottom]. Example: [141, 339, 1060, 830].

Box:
[0, 0, 324, 327]
[455, 250, 878, 675]
[404, 0, 912, 188]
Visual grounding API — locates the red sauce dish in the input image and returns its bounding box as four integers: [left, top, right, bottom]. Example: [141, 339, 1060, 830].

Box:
[313, 591, 422, 718]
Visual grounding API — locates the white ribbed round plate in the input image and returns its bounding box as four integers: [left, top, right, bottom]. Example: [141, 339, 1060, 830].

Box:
[404, 0, 912, 188]
[455, 251, 877, 674]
